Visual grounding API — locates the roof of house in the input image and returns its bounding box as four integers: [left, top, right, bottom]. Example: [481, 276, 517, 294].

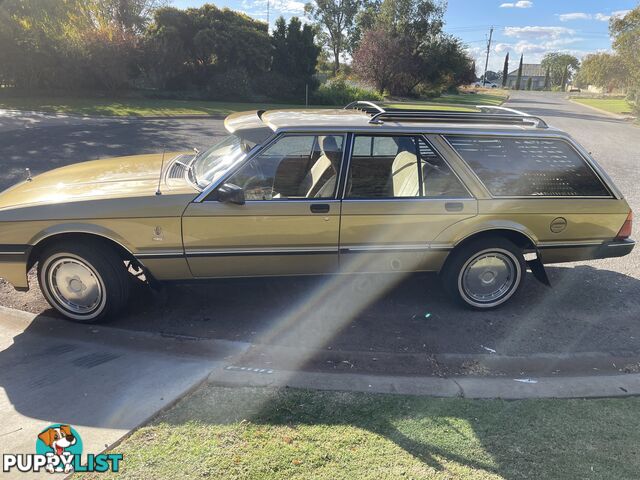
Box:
[508, 63, 547, 78]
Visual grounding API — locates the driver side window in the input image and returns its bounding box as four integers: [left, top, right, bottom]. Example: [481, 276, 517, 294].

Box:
[225, 134, 345, 201]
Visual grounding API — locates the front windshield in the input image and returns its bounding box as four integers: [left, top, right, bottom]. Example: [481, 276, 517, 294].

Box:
[192, 135, 250, 188]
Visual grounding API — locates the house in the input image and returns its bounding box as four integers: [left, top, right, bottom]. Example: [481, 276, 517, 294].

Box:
[506, 63, 546, 90]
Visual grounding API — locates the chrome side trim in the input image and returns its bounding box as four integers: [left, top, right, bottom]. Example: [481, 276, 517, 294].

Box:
[341, 197, 473, 203]
[185, 247, 337, 258]
[135, 251, 184, 258]
[537, 241, 603, 249]
[340, 244, 452, 253]
[605, 240, 636, 247]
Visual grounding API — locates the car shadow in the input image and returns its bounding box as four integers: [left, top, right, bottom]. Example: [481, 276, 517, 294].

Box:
[0, 265, 639, 428]
[106, 264, 640, 358]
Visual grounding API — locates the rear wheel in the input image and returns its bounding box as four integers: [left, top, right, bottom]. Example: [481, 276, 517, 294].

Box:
[441, 237, 525, 310]
[37, 241, 130, 323]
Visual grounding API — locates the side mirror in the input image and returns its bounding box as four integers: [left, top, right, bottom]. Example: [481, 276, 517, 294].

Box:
[216, 183, 245, 205]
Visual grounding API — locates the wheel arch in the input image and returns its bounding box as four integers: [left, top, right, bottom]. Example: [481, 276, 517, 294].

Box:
[440, 227, 536, 275]
[28, 231, 137, 271]
[454, 228, 537, 251]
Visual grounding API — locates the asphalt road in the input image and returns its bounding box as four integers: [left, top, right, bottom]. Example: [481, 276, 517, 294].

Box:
[0, 93, 639, 376]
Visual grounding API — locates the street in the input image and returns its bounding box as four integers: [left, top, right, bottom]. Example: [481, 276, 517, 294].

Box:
[0, 92, 639, 377]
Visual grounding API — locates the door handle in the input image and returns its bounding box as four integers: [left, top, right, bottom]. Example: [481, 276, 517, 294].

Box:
[310, 203, 330, 214]
[445, 202, 464, 212]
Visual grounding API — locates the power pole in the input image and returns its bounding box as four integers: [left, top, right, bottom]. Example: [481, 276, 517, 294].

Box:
[266, 0, 270, 32]
[482, 26, 494, 86]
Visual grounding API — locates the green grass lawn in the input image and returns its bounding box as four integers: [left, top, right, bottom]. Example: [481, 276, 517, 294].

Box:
[572, 97, 636, 116]
[75, 385, 640, 480]
[0, 91, 507, 117]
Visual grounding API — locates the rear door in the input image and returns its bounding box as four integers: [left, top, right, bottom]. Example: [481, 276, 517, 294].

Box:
[339, 134, 477, 273]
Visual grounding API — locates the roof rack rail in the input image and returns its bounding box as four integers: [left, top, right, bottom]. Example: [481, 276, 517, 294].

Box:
[343, 100, 549, 129]
[344, 100, 385, 114]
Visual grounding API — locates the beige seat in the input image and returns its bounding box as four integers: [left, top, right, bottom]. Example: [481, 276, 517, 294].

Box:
[390, 139, 420, 197]
[302, 136, 341, 198]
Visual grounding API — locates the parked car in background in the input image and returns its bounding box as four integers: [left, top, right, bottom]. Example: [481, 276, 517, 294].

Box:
[474, 81, 499, 88]
[0, 102, 633, 322]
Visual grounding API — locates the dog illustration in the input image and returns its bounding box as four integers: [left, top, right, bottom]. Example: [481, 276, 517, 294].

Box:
[38, 425, 77, 473]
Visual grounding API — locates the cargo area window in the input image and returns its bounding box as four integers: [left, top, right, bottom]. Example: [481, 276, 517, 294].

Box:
[445, 135, 611, 197]
[346, 135, 470, 199]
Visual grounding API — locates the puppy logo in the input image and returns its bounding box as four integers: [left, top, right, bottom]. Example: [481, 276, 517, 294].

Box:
[3, 424, 122, 474]
[36, 424, 82, 474]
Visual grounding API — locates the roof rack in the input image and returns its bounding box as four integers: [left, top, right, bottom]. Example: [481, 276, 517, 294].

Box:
[344, 100, 386, 115]
[344, 100, 548, 129]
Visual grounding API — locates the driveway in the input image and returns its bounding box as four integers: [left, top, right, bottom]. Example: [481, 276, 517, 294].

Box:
[0, 93, 639, 378]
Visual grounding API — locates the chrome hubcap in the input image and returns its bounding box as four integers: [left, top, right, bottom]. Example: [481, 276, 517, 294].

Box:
[47, 258, 103, 314]
[461, 252, 517, 304]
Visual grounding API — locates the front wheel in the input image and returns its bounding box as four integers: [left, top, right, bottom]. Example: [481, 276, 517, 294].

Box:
[441, 237, 525, 310]
[37, 241, 130, 323]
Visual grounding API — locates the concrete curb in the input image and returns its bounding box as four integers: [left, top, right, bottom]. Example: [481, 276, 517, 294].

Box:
[208, 364, 640, 399]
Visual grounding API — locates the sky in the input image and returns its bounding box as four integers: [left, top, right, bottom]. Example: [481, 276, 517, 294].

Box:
[172, 0, 639, 73]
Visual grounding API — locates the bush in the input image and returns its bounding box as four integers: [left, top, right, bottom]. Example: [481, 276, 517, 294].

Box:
[253, 72, 318, 103]
[206, 68, 253, 100]
[312, 79, 383, 105]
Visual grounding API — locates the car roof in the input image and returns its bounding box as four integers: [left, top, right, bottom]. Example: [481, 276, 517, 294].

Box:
[225, 104, 563, 138]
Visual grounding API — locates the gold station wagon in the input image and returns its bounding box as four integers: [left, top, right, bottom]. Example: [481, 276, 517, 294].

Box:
[0, 102, 634, 322]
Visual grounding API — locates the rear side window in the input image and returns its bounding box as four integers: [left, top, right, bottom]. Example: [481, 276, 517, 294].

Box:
[445, 136, 611, 197]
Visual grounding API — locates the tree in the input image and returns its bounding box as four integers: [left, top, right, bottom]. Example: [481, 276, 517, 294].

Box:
[515, 54, 523, 90]
[526, 77, 532, 90]
[541, 52, 580, 89]
[271, 16, 321, 94]
[502, 53, 509, 87]
[350, 0, 381, 52]
[544, 67, 550, 90]
[484, 71, 500, 83]
[305, 0, 360, 74]
[353, 28, 406, 94]
[145, 4, 271, 90]
[610, 6, 640, 112]
[351, 0, 471, 96]
[376, 0, 444, 38]
[576, 52, 628, 95]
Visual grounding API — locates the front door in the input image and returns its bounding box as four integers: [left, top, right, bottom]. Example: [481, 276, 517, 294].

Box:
[182, 133, 346, 277]
[339, 134, 477, 273]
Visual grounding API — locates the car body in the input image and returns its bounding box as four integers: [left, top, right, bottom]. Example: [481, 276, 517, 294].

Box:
[0, 102, 634, 321]
[474, 82, 498, 88]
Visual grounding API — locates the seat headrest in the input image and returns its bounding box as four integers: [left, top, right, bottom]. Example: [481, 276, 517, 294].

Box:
[319, 135, 340, 154]
[396, 137, 416, 154]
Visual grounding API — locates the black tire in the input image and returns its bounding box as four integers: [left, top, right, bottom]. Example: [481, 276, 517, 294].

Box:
[37, 241, 130, 323]
[441, 236, 526, 310]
